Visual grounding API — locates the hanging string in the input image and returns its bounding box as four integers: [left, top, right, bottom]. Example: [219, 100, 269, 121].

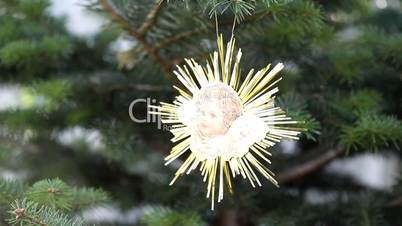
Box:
[214, 6, 237, 39]
[231, 16, 236, 38]
[214, 11, 219, 39]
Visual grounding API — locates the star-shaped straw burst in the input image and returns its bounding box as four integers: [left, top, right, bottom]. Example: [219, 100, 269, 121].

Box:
[150, 34, 301, 210]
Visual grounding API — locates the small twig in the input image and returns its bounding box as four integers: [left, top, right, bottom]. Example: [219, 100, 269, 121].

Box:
[138, 0, 165, 36]
[155, 27, 208, 49]
[26, 215, 46, 226]
[101, 0, 275, 88]
[220, 209, 239, 226]
[242, 10, 270, 23]
[99, 0, 139, 36]
[105, 84, 173, 92]
[277, 146, 346, 184]
[12, 208, 46, 226]
[100, 0, 177, 84]
[385, 196, 402, 208]
[155, 11, 272, 50]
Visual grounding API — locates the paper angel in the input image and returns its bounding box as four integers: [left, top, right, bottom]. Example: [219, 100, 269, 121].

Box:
[150, 34, 301, 210]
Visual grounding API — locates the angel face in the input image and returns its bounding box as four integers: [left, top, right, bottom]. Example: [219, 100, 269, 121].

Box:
[197, 99, 226, 137]
[193, 82, 243, 138]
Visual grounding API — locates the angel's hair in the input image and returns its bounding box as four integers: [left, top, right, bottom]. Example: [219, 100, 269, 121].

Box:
[194, 82, 243, 132]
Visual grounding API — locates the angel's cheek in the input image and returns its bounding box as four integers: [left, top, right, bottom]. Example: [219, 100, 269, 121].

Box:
[210, 118, 226, 135]
[197, 117, 214, 134]
[203, 125, 218, 137]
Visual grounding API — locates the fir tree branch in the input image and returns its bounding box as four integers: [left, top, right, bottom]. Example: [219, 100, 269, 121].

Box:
[99, 0, 177, 84]
[385, 197, 402, 208]
[71, 187, 110, 210]
[155, 27, 208, 49]
[0, 180, 26, 205]
[11, 208, 46, 226]
[26, 178, 74, 211]
[8, 199, 84, 226]
[105, 84, 173, 92]
[277, 146, 345, 184]
[141, 207, 204, 226]
[137, 0, 165, 36]
[242, 10, 270, 23]
[154, 11, 273, 49]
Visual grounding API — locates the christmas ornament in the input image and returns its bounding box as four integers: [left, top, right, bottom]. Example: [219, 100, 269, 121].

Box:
[150, 34, 301, 210]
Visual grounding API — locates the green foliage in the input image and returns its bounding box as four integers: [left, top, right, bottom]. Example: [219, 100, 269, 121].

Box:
[26, 179, 74, 211]
[178, 0, 292, 21]
[340, 113, 402, 151]
[0, 109, 45, 130]
[0, 36, 72, 72]
[102, 133, 152, 166]
[0, 79, 73, 130]
[270, 1, 323, 31]
[329, 48, 374, 84]
[7, 199, 84, 226]
[1, 178, 110, 225]
[0, 40, 39, 68]
[0, 21, 22, 46]
[277, 93, 321, 141]
[338, 0, 371, 16]
[21, 79, 72, 112]
[18, 0, 50, 18]
[258, 209, 300, 226]
[382, 35, 402, 66]
[210, 0, 255, 22]
[0, 180, 27, 205]
[256, 197, 343, 226]
[260, 0, 292, 8]
[41, 36, 72, 58]
[70, 187, 110, 210]
[349, 193, 389, 226]
[257, 191, 391, 226]
[141, 207, 205, 226]
[265, 1, 324, 45]
[332, 89, 383, 119]
[25, 178, 110, 211]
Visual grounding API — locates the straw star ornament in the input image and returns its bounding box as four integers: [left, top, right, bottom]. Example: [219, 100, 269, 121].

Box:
[150, 34, 301, 210]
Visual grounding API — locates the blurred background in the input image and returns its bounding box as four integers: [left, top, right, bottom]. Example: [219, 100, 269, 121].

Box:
[0, 0, 401, 225]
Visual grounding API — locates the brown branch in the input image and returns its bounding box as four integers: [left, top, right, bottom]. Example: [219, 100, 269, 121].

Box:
[26, 215, 46, 226]
[101, 1, 274, 87]
[386, 197, 402, 208]
[242, 11, 270, 23]
[99, 0, 139, 36]
[138, 0, 165, 36]
[277, 146, 346, 184]
[100, 0, 178, 84]
[155, 27, 208, 49]
[154, 11, 272, 50]
[12, 208, 46, 226]
[104, 84, 173, 92]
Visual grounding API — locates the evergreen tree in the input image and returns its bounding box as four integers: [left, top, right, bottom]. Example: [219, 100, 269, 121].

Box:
[0, 0, 401, 225]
